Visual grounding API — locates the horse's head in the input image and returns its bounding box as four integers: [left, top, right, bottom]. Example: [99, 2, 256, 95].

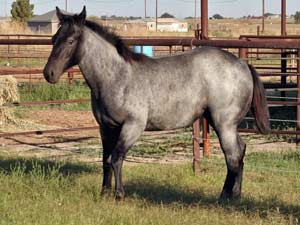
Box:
[43, 6, 86, 84]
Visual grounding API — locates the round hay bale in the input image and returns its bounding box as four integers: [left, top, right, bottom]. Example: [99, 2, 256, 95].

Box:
[0, 76, 19, 105]
[0, 76, 19, 126]
[0, 76, 60, 132]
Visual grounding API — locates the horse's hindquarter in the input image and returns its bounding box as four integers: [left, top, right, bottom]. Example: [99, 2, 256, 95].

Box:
[194, 47, 254, 126]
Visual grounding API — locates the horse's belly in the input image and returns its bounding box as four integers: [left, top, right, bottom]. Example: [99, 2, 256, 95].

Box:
[145, 102, 205, 131]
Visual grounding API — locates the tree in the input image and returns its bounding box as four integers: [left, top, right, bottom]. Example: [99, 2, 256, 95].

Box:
[11, 0, 34, 22]
[295, 11, 300, 24]
[160, 12, 174, 18]
[212, 14, 223, 20]
[264, 12, 274, 17]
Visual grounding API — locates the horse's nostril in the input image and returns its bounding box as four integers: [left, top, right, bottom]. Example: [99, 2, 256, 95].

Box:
[51, 71, 54, 77]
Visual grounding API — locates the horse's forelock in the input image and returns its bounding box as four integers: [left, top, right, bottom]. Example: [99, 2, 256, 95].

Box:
[53, 21, 80, 45]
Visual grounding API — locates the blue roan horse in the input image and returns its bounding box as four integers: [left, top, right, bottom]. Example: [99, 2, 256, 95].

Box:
[44, 7, 270, 200]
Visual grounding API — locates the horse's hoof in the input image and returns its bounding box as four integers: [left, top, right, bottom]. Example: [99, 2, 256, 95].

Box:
[115, 191, 125, 201]
[218, 191, 241, 204]
[101, 187, 113, 197]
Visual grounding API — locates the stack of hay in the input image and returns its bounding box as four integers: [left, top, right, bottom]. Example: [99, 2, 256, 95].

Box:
[0, 76, 19, 126]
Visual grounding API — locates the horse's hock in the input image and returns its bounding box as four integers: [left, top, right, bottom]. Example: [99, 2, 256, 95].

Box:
[0, 76, 19, 125]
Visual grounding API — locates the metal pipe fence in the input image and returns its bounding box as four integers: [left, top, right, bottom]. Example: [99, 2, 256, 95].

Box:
[1, 35, 300, 169]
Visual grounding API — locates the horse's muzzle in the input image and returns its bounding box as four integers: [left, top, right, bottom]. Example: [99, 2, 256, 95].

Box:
[43, 65, 59, 84]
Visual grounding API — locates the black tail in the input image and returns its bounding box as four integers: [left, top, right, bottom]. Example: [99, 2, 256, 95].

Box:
[248, 65, 270, 134]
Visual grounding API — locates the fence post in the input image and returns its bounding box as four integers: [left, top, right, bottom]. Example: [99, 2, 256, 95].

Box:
[169, 46, 172, 55]
[239, 47, 247, 60]
[192, 119, 201, 175]
[297, 50, 300, 145]
[202, 118, 210, 157]
[67, 70, 74, 85]
[238, 37, 248, 61]
[281, 51, 287, 99]
[7, 35, 10, 64]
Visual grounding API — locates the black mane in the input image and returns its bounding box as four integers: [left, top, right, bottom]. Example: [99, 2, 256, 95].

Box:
[85, 20, 147, 63]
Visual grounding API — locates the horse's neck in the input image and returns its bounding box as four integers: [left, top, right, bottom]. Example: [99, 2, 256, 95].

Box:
[78, 28, 129, 96]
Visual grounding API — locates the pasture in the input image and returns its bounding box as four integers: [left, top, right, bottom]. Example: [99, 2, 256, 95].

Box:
[0, 150, 299, 225]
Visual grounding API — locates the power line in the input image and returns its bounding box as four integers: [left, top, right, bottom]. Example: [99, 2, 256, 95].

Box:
[85, 0, 135, 3]
[31, 0, 58, 5]
[179, 0, 238, 4]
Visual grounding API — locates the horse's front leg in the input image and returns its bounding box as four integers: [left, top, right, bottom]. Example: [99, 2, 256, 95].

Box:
[100, 126, 120, 196]
[111, 119, 145, 200]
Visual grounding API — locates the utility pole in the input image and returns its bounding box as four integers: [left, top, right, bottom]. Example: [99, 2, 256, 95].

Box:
[65, 0, 68, 11]
[194, 0, 197, 28]
[281, 0, 286, 36]
[144, 0, 147, 18]
[262, 0, 265, 33]
[155, 0, 158, 32]
[4, 0, 7, 17]
[201, 0, 208, 39]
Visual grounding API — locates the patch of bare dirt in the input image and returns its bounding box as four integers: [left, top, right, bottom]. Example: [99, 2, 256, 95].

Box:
[0, 108, 298, 165]
[23, 109, 98, 128]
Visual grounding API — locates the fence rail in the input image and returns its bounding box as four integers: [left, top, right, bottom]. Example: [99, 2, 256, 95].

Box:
[1, 35, 300, 172]
[2, 37, 300, 49]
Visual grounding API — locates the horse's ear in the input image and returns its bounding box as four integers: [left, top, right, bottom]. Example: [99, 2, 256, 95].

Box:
[74, 6, 86, 25]
[56, 7, 66, 23]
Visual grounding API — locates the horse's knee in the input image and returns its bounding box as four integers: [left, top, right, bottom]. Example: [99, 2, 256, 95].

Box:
[222, 141, 244, 173]
[226, 155, 243, 173]
[219, 132, 245, 171]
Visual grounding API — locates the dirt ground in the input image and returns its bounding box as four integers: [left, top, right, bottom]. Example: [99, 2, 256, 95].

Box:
[0, 109, 298, 165]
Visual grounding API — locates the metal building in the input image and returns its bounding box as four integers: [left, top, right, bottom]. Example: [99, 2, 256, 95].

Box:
[27, 10, 61, 34]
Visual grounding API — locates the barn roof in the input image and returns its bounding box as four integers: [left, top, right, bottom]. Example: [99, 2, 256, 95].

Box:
[28, 9, 68, 23]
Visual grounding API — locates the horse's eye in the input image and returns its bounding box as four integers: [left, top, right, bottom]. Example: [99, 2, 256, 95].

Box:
[68, 39, 74, 45]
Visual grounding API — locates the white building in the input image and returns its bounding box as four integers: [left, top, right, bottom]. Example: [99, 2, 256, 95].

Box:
[147, 18, 188, 32]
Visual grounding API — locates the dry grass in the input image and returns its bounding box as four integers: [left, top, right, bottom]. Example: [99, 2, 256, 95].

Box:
[91, 18, 300, 38]
[208, 18, 300, 38]
[0, 21, 32, 35]
[0, 76, 19, 126]
[0, 76, 19, 105]
[0, 18, 299, 38]
[0, 76, 56, 131]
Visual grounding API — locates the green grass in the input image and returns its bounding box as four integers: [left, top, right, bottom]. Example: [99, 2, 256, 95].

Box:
[19, 81, 91, 111]
[0, 58, 47, 67]
[0, 151, 299, 225]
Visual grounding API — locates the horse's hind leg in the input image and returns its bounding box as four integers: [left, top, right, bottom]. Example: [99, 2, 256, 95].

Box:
[218, 126, 246, 200]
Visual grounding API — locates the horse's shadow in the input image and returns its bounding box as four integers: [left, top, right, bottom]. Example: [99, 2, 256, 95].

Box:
[125, 179, 300, 219]
[5, 136, 97, 151]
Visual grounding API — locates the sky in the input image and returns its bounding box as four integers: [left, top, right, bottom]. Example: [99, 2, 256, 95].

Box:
[0, 0, 299, 19]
